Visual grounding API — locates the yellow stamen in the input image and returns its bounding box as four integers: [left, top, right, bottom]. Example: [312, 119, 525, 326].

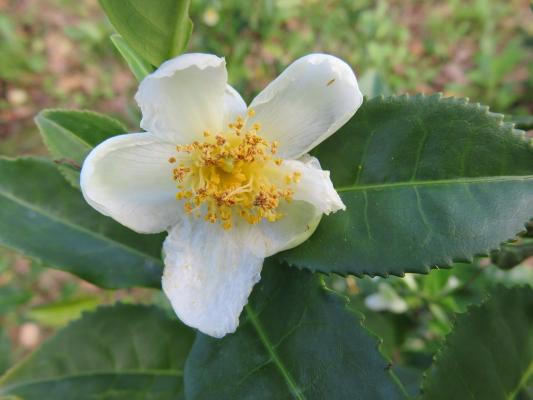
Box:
[169, 114, 297, 229]
[293, 171, 301, 183]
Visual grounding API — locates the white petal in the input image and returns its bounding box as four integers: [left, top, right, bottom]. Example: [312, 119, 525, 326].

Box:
[281, 155, 345, 214]
[135, 53, 227, 143]
[80, 132, 182, 233]
[246, 200, 322, 257]
[162, 218, 263, 338]
[249, 53, 363, 158]
[223, 85, 247, 126]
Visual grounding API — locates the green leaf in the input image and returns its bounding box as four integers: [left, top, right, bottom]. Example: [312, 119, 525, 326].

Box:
[26, 297, 102, 328]
[358, 69, 391, 98]
[0, 287, 31, 315]
[491, 221, 533, 269]
[184, 260, 404, 400]
[0, 329, 11, 376]
[35, 109, 127, 189]
[0, 304, 194, 399]
[492, 238, 533, 270]
[505, 114, 533, 131]
[110, 34, 153, 81]
[0, 157, 164, 288]
[280, 95, 533, 276]
[99, 0, 193, 67]
[420, 286, 533, 400]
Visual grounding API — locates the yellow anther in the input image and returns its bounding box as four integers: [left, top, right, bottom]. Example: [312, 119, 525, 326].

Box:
[271, 141, 279, 155]
[168, 113, 297, 230]
[235, 172, 246, 182]
[205, 213, 217, 223]
[247, 108, 256, 117]
[293, 171, 301, 183]
[267, 214, 278, 222]
[184, 202, 193, 213]
[168, 157, 176, 163]
[223, 221, 232, 230]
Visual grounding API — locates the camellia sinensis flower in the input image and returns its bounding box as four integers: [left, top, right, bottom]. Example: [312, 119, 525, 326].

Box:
[81, 53, 363, 337]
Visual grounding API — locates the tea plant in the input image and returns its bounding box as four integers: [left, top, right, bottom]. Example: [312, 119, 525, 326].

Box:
[0, 1, 531, 399]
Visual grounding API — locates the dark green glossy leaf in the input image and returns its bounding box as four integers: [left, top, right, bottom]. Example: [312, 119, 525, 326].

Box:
[491, 221, 533, 269]
[35, 109, 127, 189]
[185, 260, 404, 400]
[491, 238, 533, 270]
[280, 95, 533, 276]
[99, 0, 193, 67]
[0, 304, 194, 399]
[110, 34, 153, 81]
[420, 286, 533, 400]
[0, 157, 164, 288]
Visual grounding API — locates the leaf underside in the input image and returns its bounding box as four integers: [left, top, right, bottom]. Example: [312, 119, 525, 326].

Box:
[184, 259, 404, 400]
[0, 157, 165, 288]
[279, 95, 533, 277]
[0, 304, 195, 400]
[420, 286, 533, 400]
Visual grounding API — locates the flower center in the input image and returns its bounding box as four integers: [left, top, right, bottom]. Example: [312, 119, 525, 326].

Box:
[168, 109, 300, 230]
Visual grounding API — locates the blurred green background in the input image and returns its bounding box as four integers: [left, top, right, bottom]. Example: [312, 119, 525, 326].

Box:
[0, 0, 532, 375]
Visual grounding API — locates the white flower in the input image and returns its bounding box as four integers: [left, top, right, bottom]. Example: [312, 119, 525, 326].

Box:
[81, 53, 363, 338]
[365, 283, 408, 314]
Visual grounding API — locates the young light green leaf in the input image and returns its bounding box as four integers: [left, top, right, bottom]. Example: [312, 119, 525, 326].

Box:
[0, 304, 195, 399]
[110, 34, 153, 81]
[35, 109, 127, 189]
[420, 286, 533, 400]
[26, 297, 102, 328]
[99, 0, 193, 67]
[279, 95, 533, 277]
[184, 259, 404, 400]
[0, 157, 164, 288]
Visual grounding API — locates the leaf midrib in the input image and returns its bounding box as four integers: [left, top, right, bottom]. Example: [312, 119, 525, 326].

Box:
[38, 112, 127, 151]
[245, 305, 305, 400]
[335, 175, 533, 193]
[508, 359, 533, 399]
[0, 185, 163, 267]
[0, 369, 182, 393]
[38, 116, 93, 153]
